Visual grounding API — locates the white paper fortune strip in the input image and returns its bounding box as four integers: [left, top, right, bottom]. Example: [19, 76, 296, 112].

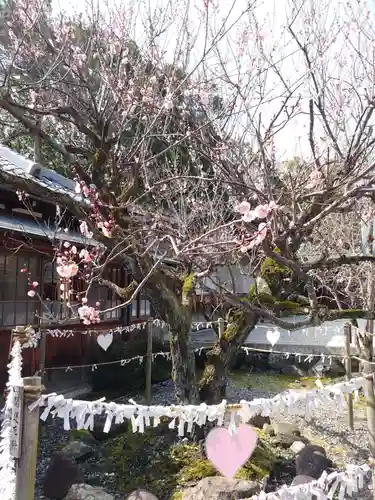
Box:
[248, 463, 370, 500]
[0, 341, 24, 500]
[29, 376, 366, 436]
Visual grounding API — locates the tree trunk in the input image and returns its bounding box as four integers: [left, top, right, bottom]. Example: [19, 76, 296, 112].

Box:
[141, 266, 198, 404]
[199, 309, 258, 404]
[169, 319, 198, 404]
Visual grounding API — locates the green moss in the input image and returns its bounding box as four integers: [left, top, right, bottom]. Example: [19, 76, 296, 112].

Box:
[69, 429, 91, 441]
[103, 422, 278, 499]
[182, 273, 195, 295]
[248, 287, 275, 305]
[247, 255, 300, 312]
[261, 251, 291, 297]
[230, 372, 333, 392]
[222, 307, 251, 342]
[181, 273, 196, 306]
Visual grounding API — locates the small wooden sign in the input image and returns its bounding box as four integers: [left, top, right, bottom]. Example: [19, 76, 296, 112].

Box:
[9, 385, 23, 458]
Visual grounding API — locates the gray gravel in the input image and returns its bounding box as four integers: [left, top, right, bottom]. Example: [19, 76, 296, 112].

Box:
[35, 378, 372, 499]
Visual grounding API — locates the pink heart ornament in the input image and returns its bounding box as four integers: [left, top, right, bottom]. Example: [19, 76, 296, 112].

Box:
[205, 424, 258, 478]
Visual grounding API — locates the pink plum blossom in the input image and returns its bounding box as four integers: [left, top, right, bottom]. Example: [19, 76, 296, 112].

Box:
[253, 204, 270, 219]
[79, 221, 93, 239]
[242, 210, 256, 222]
[235, 201, 251, 214]
[235, 201, 278, 223]
[57, 263, 79, 278]
[32, 281, 39, 288]
[79, 249, 92, 263]
[240, 222, 269, 252]
[78, 305, 100, 325]
[27, 290, 36, 297]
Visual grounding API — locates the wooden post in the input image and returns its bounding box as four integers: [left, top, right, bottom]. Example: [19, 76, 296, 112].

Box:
[218, 318, 225, 339]
[38, 331, 47, 383]
[344, 323, 354, 430]
[15, 376, 42, 500]
[145, 319, 153, 405]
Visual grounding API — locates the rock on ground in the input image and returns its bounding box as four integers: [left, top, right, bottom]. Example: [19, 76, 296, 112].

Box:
[65, 484, 114, 500]
[126, 490, 160, 500]
[295, 445, 333, 479]
[247, 414, 270, 429]
[272, 422, 300, 436]
[291, 475, 315, 486]
[43, 452, 84, 500]
[181, 477, 260, 500]
[60, 441, 95, 462]
[289, 441, 306, 454]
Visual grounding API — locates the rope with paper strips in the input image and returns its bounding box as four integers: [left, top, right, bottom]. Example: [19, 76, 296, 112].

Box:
[248, 463, 370, 500]
[0, 341, 23, 500]
[29, 376, 366, 435]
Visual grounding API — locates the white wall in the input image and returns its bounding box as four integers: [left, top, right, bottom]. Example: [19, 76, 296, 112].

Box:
[200, 265, 254, 295]
[190, 315, 368, 354]
[245, 317, 368, 353]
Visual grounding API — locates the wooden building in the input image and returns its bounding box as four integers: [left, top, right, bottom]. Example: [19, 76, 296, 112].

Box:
[0, 145, 151, 390]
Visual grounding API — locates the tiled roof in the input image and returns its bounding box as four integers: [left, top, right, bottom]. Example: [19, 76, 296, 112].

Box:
[0, 144, 98, 245]
[0, 213, 98, 246]
[0, 144, 83, 203]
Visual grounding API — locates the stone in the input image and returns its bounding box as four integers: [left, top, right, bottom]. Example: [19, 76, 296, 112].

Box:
[296, 445, 333, 479]
[298, 444, 326, 457]
[290, 441, 306, 454]
[69, 429, 98, 445]
[262, 423, 275, 436]
[272, 434, 296, 449]
[310, 358, 346, 378]
[126, 490, 160, 500]
[86, 474, 105, 487]
[291, 475, 315, 486]
[61, 441, 95, 462]
[65, 484, 114, 500]
[43, 453, 84, 499]
[181, 477, 260, 500]
[90, 419, 129, 441]
[248, 414, 270, 429]
[272, 422, 300, 436]
[272, 433, 309, 449]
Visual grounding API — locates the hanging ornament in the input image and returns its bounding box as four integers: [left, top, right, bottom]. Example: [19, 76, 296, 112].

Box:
[205, 424, 258, 478]
[97, 332, 113, 351]
[266, 329, 280, 347]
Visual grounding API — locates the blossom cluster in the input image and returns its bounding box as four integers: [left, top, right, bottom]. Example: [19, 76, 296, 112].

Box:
[20, 267, 38, 298]
[75, 181, 114, 238]
[234, 201, 278, 252]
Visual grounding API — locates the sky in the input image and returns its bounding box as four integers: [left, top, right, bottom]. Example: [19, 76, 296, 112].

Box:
[49, 0, 375, 162]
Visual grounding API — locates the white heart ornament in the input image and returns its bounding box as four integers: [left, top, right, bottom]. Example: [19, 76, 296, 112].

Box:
[266, 329, 280, 347]
[97, 332, 113, 351]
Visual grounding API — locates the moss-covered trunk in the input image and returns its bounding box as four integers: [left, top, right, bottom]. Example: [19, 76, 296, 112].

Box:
[199, 309, 258, 404]
[140, 265, 198, 403]
[170, 319, 198, 404]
